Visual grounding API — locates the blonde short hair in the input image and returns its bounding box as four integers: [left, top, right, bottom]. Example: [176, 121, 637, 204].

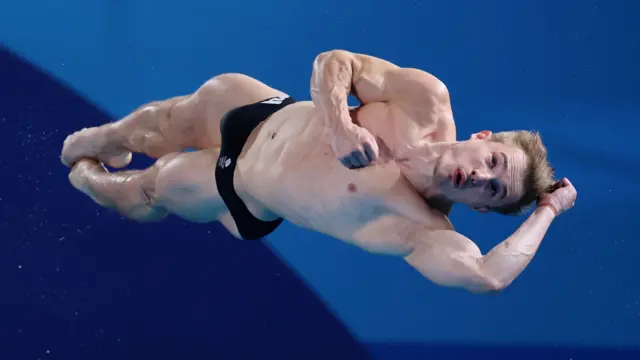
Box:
[489, 130, 556, 215]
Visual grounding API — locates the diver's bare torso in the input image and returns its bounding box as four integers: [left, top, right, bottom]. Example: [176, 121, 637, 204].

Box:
[232, 98, 455, 253]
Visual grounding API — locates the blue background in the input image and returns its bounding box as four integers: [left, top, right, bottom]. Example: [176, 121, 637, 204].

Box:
[1, 0, 639, 359]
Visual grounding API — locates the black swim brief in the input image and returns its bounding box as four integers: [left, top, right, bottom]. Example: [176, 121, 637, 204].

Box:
[215, 96, 296, 240]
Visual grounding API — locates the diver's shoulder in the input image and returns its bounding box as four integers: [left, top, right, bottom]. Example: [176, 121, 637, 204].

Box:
[371, 171, 453, 230]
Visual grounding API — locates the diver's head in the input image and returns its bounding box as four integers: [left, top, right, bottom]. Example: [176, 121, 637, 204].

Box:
[431, 130, 555, 215]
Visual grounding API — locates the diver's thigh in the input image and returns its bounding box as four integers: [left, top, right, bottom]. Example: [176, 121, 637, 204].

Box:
[193, 73, 289, 148]
[154, 148, 244, 238]
[154, 148, 227, 223]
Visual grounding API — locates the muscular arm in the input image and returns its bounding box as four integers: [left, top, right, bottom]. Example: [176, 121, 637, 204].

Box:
[309, 49, 450, 132]
[405, 206, 557, 293]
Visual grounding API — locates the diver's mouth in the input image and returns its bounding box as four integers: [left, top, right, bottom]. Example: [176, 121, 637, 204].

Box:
[452, 168, 466, 188]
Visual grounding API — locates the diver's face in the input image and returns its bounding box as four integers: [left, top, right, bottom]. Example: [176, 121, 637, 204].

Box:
[434, 131, 528, 211]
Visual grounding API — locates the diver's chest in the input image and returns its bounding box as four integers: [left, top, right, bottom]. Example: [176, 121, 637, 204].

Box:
[272, 182, 390, 238]
[248, 152, 398, 228]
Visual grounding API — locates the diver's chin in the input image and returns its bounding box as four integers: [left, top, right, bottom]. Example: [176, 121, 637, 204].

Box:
[426, 180, 449, 200]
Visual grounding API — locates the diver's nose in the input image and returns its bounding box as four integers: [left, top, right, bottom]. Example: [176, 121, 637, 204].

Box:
[470, 169, 491, 186]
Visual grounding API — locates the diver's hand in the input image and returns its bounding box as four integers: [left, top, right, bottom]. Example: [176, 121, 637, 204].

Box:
[537, 178, 577, 217]
[331, 123, 380, 169]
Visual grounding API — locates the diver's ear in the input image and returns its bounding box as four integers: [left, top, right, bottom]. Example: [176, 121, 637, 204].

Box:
[470, 130, 492, 140]
[472, 205, 490, 213]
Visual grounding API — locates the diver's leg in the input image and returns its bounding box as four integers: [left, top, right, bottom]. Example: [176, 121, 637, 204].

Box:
[61, 73, 288, 168]
[68, 149, 238, 236]
[68, 157, 171, 222]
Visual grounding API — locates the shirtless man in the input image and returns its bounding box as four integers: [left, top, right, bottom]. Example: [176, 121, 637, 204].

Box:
[61, 50, 577, 294]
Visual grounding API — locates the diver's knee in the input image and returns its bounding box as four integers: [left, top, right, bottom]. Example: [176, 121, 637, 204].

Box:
[153, 152, 182, 169]
[154, 153, 206, 210]
[202, 73, 268, 98]
[211, 73, 254, 85]
[202, 73, 249, 95]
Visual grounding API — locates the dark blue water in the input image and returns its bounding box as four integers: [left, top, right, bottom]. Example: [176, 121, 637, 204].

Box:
[1, 1, 639, 359]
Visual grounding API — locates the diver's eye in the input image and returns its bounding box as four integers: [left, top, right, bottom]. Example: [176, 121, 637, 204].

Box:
[488, 179, 498, 197]
[490, 154, 498, 169]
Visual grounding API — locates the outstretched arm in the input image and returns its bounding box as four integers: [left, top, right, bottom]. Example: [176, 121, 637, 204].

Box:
[405, 205, 557, 293]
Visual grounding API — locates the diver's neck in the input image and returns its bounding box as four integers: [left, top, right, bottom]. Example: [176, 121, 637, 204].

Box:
[394, 141, 458, 196]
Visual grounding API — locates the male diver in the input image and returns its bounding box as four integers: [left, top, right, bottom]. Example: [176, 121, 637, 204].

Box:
[61, 50, 577, 294]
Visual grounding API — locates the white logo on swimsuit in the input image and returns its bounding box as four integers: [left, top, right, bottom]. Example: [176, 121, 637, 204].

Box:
[261, 96, 288, 105]
[218, 156, 232, 169]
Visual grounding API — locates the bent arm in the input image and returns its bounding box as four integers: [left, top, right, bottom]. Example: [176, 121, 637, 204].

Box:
[405, 206, 557, 293]
[309, 50, 449, 132]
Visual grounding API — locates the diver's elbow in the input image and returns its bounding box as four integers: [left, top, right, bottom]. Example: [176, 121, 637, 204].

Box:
[314, 50, 354, 67]
[466, 276, 507, 295]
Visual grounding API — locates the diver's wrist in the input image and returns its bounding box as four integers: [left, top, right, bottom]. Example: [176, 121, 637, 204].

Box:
[537, 202, 559, 218]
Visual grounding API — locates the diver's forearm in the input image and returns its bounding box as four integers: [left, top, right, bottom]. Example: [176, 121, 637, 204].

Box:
[479, 206, 556, 288]
[310, 50, 357, 131]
